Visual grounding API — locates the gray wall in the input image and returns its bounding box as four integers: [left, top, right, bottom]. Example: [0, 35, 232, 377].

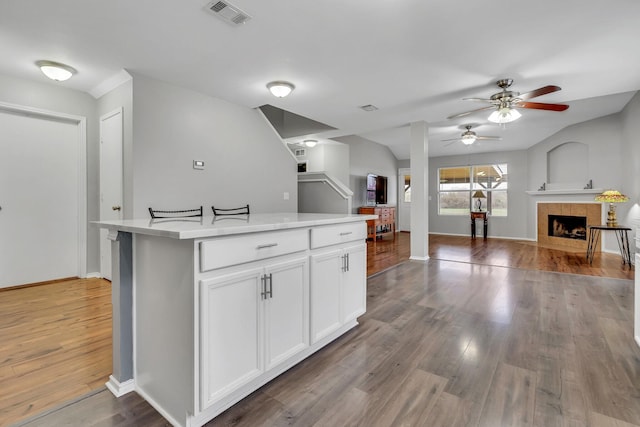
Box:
[298, 181, 350, 214]
[336, 135, 398, 213]
[526, 114, 625, 250]
[527, 114, 623, 195]
[130, 73, 298, 218]
[0, 73, 100, 273]
[429, 150, 529, 239]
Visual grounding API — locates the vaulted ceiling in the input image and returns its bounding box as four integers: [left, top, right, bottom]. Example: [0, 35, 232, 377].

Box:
[1, 0, 638, 159]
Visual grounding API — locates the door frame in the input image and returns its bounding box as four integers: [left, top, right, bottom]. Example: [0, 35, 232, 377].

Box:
[0, 101, 87, 279]
[99, 107, 123, 279]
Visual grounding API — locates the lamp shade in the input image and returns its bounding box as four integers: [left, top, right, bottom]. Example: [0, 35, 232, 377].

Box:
[594, 190, 629, 203]
[472, 190, 486, 199]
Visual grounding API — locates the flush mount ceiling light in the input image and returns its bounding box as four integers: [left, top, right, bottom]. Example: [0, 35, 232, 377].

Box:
[36, 60, 77, 81]
[267, 81, 295, 98]
[303, 139, 317, 148]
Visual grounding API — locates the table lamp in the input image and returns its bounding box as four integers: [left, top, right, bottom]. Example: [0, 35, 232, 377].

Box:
[472, 190, 486, 211]
[594, 190, 629, 227]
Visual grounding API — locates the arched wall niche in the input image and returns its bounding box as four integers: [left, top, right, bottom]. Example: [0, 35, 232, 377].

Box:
[546, 141, 589, 188]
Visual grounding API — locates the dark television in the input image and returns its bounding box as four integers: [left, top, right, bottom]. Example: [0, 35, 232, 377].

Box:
[366, 173, 388, 205]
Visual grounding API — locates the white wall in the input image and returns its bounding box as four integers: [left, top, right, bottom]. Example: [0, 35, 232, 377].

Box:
[337, 135, 398, 213]
[130, 73, 298, 218]
[429, 150, 529, 239]
[0, 73, 100, 273]
[620, 91, 640, 243]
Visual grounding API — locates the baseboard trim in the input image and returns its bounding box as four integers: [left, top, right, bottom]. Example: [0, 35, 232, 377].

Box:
[106, 375, 135, 397]
[428, 232, 534, 241]
[85, 272, 102, 279]
[409, 255, 429, 261]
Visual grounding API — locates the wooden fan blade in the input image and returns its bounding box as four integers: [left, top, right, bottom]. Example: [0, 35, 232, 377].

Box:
[516, 101, 569, 111]
[517, 85, 561, 101]
[476, 136, 502, 141]
[441, 138, 460, 142]
[446, 106, 494, 119]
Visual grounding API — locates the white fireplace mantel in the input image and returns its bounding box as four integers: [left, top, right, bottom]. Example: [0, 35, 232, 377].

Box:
[526, 188, 603, 196]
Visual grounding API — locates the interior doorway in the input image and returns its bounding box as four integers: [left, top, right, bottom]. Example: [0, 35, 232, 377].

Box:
[397, 168, 411, 231]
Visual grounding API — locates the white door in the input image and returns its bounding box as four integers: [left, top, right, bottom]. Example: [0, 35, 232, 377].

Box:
[398, 168, 411, 231]
[99, 108, 123, 280]
[0, 108, 82, 288]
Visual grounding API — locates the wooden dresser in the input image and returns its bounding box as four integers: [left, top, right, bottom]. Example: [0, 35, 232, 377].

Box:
[358, 206, 396, 242]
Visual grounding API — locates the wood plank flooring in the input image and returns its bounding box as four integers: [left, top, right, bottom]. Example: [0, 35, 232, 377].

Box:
[5, 233, 638, 427]
[367, 233, 633, 280]
[0, 278, 112, 427]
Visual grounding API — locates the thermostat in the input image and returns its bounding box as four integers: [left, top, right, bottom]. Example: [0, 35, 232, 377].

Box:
[193, 160, 205, 170]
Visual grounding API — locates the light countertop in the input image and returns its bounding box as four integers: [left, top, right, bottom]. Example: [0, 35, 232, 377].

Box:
[95, 212, 377, 240]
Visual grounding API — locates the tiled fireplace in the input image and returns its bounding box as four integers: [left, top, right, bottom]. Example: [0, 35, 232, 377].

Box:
[537, 203, 601, 251]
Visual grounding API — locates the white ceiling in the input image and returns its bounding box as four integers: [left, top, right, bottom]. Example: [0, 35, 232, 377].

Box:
[1, 0, 639, 160]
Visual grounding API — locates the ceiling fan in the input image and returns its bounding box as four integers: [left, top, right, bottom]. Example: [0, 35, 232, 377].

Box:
[447, 79, 569, 123]
[442, 125, 501, 145]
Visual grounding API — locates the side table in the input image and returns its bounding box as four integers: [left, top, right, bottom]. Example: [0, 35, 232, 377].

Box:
[471, 211, 488, 240]
[586, 225, 632, 265]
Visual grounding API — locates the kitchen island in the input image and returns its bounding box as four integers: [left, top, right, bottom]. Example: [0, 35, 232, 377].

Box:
[97, 212, 376, 427]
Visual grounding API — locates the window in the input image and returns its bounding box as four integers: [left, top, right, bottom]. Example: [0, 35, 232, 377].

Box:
[438, 164, 508, 216]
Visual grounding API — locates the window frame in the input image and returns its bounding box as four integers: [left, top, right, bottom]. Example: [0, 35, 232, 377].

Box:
[437, 164, 508, 217]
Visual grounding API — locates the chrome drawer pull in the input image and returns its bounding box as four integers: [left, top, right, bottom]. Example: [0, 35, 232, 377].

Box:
[339, 231, 353, 236]
[256, 243, 278, 249]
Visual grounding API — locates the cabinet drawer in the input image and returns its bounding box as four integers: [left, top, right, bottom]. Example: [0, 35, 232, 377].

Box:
[200, 229, 309, 272]
[310, 222, 366, 249]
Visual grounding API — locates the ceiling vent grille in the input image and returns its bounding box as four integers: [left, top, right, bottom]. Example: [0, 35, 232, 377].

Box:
[206, 1, 252, 25]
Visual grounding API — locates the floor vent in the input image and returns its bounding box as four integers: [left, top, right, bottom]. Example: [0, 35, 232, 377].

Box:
[205, 1, 251, 25]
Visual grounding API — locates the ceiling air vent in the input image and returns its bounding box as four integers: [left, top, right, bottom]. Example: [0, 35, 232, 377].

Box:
[206, 1, 252, 25]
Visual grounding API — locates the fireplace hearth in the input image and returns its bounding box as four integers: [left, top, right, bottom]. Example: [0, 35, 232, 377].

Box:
[548, 214, 587, 240]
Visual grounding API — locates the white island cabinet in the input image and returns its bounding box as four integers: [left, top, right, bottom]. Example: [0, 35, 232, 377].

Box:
[96, 213, 375, 427]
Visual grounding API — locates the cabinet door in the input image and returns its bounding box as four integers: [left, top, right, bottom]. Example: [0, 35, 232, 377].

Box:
[264, 256, 309, 370]
[310, 248, 343, 343]
[342, 243, 367, 324]
[199, 267, 264, 409]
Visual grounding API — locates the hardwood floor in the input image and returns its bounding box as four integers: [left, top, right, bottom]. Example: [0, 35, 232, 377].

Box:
[0, 278, 112, 427]
[367, 232, 633, 280]
[6, 233, 637, 426]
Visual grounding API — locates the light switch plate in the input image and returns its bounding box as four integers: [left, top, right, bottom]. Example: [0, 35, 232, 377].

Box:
[193, 160, 205, 170]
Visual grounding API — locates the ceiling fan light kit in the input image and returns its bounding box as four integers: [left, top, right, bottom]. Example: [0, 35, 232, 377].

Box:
[448, 78, 569, 124]
[442, 125, 501, 145]
[488, 106, 522, 124]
